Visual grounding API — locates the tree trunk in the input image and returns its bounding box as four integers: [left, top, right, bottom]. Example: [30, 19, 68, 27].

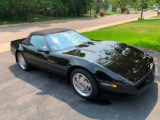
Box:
[141, 9, 143, 19]
[96, 9, 100, 14]
[141, 0, 144, 19]
[121, 8, 125, 13]
[141, 0, 145, 20]
[90, 7, 92, 16]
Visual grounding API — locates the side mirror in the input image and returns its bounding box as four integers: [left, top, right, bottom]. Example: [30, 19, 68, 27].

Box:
[37, 46, 50, 54]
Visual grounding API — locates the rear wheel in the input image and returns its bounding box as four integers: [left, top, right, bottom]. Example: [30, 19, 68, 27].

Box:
[17, 52, 30, 71]
[71, 69, 99, 99]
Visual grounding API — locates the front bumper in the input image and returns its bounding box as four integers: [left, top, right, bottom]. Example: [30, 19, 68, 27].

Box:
[97, 69, 155, 95]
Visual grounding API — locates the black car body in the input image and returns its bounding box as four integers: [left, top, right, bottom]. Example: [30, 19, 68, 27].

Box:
[10, 28, 155, 99]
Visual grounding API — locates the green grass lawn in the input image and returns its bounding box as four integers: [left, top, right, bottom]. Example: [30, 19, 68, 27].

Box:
[82, 18, 160, 52]
[105, 12, 120, 15]
[151, 15, 160, 18]
[0, 15, 90, 25]
[0, 12, 123, 25]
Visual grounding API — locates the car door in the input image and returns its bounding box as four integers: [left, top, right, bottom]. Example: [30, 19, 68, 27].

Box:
[23, 35, 49, 69]
[46, 53, 70, 76]
[44, 33, 70, 75]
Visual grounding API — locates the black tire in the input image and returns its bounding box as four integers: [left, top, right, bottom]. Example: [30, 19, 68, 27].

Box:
[17, 52, 31, 71]
[70, 68, 99, 100]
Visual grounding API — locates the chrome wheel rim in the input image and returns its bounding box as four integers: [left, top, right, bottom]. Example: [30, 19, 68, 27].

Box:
[72, 73, 92, 97]
[18, 53, 26, 69]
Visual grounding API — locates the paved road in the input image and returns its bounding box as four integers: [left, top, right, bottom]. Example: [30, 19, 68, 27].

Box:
[0, 12, 160, 120]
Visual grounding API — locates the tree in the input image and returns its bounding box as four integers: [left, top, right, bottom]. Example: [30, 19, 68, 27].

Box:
[66, 0, 91, 16]
[0, 0, 38, 20]
[94, 0, 110, 14]
[137, 0, 150, 19]
[103, 0, 110, 11]
[152, 0, 160, 4]
[0, 0, 108, 21]
[111, 0, 137, 13]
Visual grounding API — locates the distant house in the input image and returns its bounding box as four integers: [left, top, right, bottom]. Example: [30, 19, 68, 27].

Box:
[149, 4, 158, 10]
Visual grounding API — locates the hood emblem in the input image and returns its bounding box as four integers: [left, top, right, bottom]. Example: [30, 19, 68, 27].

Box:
[135, 59, 140, 63]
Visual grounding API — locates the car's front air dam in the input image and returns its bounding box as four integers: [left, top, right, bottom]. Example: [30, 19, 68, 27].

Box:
[97, 70, 155, 95]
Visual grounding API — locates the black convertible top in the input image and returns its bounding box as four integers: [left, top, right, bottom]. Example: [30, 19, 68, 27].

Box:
[24, 28, 71, 44]
[31, 28, 71, 35]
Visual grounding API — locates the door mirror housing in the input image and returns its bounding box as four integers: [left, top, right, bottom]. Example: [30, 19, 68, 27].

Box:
[37, 46, 50, 54]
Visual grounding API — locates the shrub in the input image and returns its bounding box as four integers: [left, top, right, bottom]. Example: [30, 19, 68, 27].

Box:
[138, 17, 144, 20]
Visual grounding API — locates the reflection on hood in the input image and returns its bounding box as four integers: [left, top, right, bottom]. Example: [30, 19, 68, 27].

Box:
[62, 41, 153, 83]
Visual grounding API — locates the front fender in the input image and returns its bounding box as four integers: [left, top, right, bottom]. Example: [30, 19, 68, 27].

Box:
[67, 56, 127, 84]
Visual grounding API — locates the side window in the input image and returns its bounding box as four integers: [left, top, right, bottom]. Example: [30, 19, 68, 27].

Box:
[30, 35, 46, 48]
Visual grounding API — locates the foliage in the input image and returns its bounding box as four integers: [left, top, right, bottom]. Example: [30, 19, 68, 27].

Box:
[1, 0, 158, 21]
[0, 0, 92, 20]
[111, 0, 137, 13]
[66, 0, 92, 16]
[0, 0, 36, 20]
[103, 0, 110, 11]
[94, 0, 110, 14]
[138, 17, 144, 20]
[136, 0, 150, 19]
[110, 0, 158, 13]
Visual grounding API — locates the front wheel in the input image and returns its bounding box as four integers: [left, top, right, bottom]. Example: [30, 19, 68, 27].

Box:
[17, 52, 30, 71]
[71, 69, 99, 99]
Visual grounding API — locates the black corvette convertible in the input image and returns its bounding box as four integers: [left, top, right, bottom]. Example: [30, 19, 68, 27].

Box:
[10, 28, 155, 99]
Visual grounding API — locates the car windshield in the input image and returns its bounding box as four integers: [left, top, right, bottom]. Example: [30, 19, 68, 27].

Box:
[45, 30, 91, 51]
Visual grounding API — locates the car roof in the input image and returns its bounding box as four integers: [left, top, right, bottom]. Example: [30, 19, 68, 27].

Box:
[30, 28, 72, 35]
[23, 28, 72, 44]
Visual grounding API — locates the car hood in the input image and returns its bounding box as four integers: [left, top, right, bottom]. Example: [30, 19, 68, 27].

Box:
[62, 41, 154, 83]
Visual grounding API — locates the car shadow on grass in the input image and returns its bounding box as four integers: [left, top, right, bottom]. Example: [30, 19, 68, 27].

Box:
[9, 64, 158, 120]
